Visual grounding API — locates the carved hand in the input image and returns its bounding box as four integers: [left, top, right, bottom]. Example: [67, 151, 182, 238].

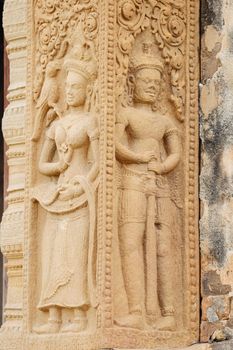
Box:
[58, 183, 83, 201]
[58, 184, 76, 201]
[148, 160, 164, 175]
[58, 158, 69, 173]
[136, 151, 156, 163]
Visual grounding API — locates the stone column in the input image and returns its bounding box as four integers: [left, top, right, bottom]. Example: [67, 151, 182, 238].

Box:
[0, 1, 27, 348]
[0, 0, 200, 349]
[200, 0, 233, 344]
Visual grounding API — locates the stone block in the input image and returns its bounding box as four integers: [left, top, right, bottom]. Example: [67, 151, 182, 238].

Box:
[211, 340, 233, 350]
[200, 321, 224, 343]
[202, 296, 230, 322]
[202, 271, 231, 297]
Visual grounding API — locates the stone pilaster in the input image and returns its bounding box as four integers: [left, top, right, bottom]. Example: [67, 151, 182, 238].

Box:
[0, 0, 27, 342]
[200, 0, 233, 344]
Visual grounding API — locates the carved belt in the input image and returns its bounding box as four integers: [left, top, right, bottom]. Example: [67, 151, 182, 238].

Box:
[121, 166, 170, 198]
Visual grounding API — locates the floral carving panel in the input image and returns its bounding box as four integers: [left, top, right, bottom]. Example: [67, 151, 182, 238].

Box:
[34, 0, 99, 103]
[116, 0, 186, 121]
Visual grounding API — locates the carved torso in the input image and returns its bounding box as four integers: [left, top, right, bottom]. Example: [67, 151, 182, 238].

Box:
[118, 106, 177, 172]
[48, 112, 96, 183]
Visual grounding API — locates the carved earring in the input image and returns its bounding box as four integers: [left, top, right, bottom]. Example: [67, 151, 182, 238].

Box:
[85, 84, 94, 112]
[127, 74, 135, 106]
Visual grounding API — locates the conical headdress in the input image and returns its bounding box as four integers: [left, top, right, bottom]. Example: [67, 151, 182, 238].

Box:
[64, 40, 97, 81]
[129, 37, 164, 74]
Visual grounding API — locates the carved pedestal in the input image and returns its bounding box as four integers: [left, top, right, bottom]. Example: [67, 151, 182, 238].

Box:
[0, 0, 199, 349]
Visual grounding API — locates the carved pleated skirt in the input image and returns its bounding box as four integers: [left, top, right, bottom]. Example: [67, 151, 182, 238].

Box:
[38, 206, 90, 310]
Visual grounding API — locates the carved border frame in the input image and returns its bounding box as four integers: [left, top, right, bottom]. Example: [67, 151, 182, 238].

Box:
[98, 0, 200, 348]
[22, 0, 105, 349]
[185, 0, 200, 340]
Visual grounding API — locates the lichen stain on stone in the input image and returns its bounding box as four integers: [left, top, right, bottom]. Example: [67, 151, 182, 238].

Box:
[201, 0, 224, 36]
[204, 25, 222, 53]
[200, 0, 233, 340]
[201, 25, 222, 82]
[210, 231, 227, 266]
[203, 295, 230, 323]
[207, 307, 219, 322]
[201, 109, 226, 204]
[219, 254, 233, 287]
[201, 76, 233, 203]
[200, 83, 233, 265]
[221, 146, 233, 182]
[227, 29, 233, 54]
[204, 207, 228, 266]
[200, 80, 219, 118]
[203, 270, 231, 296]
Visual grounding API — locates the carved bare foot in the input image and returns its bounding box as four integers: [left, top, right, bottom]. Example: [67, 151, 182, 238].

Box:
[114, 314, 144, 329]
[153, 316, 176, 331]
[60, 318, 87, 333]
[33, 321, 60, 334]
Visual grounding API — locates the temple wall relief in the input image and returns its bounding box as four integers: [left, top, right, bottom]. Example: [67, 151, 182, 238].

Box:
[0, 0, 199, 349]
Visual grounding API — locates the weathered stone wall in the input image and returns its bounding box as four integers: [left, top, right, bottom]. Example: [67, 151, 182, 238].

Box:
[0, 0, 201, 348]
[200, 0, 233, 343]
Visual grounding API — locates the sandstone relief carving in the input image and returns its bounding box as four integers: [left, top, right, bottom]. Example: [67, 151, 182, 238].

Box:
[32, 39, 99, 334]
[29, 0, 100, 335]
[0, 0, 199, 348]
[116, 0, 186, 121]
[114, 33, 182, 332]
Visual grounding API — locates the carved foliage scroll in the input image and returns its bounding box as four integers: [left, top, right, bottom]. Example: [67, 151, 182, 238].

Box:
[34, 0, 99, 102]
[116, 0, 186, 121]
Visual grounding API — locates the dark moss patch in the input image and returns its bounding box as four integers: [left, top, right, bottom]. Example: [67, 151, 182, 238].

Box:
[201, 0, 224, 36]
[209, 227, 227, 266]
[200, 72, 233, 204]
[201, 109, 232, 205]
[228, 30, 233, 54]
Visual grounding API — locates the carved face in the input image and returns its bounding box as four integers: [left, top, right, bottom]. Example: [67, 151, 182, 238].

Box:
[65, 71, 88, 107]
[133, 68, 161, 104]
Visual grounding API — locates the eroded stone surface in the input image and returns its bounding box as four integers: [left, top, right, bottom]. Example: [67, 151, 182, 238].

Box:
[200, 0, 233, 344]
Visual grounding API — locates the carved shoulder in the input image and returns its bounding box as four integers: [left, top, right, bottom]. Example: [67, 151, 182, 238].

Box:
[87, 114, 99, 141]
[116, 107, 132, 127]
[163, 115, 179, 138]
[45, 119, 59, 141]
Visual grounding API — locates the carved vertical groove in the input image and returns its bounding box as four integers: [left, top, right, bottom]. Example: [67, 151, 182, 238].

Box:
[187, 0, 199, 338]
[98, 0, 116, 329]
[23, 0, 33, 333]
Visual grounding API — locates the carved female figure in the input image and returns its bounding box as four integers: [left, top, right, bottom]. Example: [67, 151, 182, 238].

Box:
[33, 41, 99, 334]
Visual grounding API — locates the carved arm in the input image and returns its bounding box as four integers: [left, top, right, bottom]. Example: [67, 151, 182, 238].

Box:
[87, 139, 99, 182]
[69, 123, 99, 199]
[116, 122, 154, 164]
[39, 137, 67, 176]
[161, 131, 181, 174]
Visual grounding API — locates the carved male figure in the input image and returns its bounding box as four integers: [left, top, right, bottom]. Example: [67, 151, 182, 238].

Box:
[115, 43, 180, 331]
